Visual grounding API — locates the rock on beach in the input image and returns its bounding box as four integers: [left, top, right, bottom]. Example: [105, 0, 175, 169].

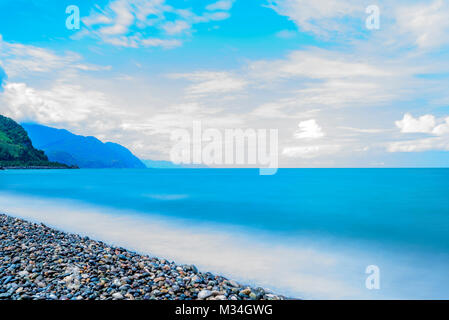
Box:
[0, 214, 286, 300]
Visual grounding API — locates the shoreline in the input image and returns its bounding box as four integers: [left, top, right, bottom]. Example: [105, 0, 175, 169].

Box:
[0, 166, 76, 170]
[0, 213, 286, 300]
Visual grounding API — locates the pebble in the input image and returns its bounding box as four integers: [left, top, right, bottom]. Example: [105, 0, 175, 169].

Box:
[0, 214, 286, 301]
[227, 280, 240, 288]
[112, 292, 124, 300]
[197, 289, 213, 299]
[240, 288, 251, 295]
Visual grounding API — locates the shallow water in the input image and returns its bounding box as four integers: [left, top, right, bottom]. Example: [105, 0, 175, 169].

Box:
[1, 168, 448, 299]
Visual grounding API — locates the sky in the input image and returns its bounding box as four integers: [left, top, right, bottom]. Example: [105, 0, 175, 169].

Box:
[0, 0, 449, 167]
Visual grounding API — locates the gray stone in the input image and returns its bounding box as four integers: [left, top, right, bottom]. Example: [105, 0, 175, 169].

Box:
[112, 292, 124, 300]
[198, 290, 213, 299]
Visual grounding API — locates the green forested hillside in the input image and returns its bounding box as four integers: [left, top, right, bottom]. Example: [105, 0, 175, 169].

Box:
[0, 115, 68, 168]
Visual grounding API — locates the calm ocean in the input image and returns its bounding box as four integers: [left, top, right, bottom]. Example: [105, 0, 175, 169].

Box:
[1, 169, 448, 299]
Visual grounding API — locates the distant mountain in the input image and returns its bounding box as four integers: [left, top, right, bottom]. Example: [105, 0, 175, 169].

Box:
[142, 159, 184, 169]
[0, 115, 69, 168]
[142, 159, 208, 169]
[22, 123, 146, 169]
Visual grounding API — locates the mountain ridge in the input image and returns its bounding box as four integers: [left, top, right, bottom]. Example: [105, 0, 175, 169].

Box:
[22, 123, 146, 169]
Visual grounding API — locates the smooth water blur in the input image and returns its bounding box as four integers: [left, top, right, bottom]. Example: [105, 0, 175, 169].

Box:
[2, 169, 449, 250]
[1, 168, 449, 299]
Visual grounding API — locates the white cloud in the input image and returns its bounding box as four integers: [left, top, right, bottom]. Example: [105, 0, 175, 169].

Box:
[339, 126, 388, 134]
[169, 71, 247, 96]
[0, 82, 111, 125]
[434, 118, 449, 136]
[294, 80, 395, 109]
[0, 37, 110, 78]
[294, 119, 325, 139]
[247, 49, 407, 110]
[395, 113, 436, 133]
[395, 113, 449, 136]
[80, 0, 234, 48]
[206, 0, 235, 11]
[162, 20, 191, 35]
[194, 11, 231, 22]
[282, 119, 339, 160]
[250, 100, 318, 119]
[389, 113, 449, 152]
[249, 50, 392, 80]
[97, 0, 135, 35]
[275, 30, 297, 39]
[268, 0, 449, 52]
[388, 137, 449, 153]
[396, 0, 449, 49]
[141, 38, 182, 48]
[267, 0, 360, 36]
[282, 145, 341, 159]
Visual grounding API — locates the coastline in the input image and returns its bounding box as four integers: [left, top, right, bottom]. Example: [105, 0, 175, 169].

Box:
[0, 166, 77, 170]
[0, 213, 286, 300]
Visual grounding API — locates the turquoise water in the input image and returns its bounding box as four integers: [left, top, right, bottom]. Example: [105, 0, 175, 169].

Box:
[1, 168, 449, 299]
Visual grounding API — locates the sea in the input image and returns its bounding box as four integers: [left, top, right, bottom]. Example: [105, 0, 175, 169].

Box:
[1, 168, 448, 299]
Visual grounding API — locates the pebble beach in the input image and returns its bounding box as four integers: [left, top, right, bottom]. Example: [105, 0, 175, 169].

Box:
[0, 214, 285, 300]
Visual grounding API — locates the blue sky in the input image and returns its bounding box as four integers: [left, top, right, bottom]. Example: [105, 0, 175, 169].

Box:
[1, 0, 449, 167]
